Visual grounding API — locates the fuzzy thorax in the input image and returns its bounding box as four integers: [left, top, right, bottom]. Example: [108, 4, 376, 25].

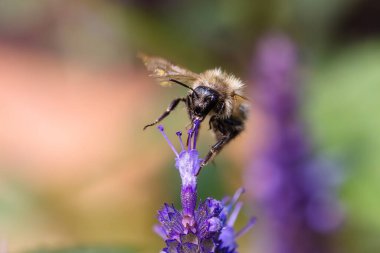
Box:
[191, 68, 245, 119]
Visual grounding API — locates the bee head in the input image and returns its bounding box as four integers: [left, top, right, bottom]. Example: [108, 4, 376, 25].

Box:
[191, 86, 220, 121]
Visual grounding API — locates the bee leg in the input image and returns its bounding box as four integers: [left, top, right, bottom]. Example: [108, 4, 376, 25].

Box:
[198, 117, 244, 171]
[209, 115, 217, 130]
[143, 97, 185, 130]
[198, 135, 231, 172]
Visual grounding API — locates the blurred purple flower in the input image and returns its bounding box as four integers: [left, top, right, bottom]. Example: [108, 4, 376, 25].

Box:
[247, 34, 344, 253]
[156, 123, 255, 253]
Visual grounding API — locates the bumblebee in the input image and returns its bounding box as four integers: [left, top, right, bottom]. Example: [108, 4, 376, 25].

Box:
[140, 54, 249, 169]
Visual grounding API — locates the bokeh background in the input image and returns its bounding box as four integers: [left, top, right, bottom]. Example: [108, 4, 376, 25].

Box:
[0, 0, 379, 252]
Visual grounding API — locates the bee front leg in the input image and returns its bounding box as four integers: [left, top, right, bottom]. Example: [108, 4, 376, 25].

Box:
[199, 116, 244, 171]
[143, 97, 186, 130]
[198, 135, 230, 172]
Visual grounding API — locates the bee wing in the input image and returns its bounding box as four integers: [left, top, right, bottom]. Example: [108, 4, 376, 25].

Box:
[139, 53, 199, 87]
[233, 93, 251, 102]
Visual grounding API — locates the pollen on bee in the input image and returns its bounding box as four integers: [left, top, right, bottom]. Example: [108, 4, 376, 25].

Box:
[155, 68, 165, 76]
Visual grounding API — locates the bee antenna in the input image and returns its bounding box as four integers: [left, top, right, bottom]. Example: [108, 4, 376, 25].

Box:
[169, 79, 199, 97]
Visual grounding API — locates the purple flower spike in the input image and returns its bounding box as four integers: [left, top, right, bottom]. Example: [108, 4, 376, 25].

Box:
[235, 217, 257, 238]
[156, 124, 254, 252]
[247, 33, 343, 253]
[192, 119, 200, 149]
[176, 131, 185, 150]
[216, 189, 256, 253]
[157, 187, 254, 253]
[158, 125, 179, 157]
[227, 202, 243, 227]
[187, 128, 194, 150]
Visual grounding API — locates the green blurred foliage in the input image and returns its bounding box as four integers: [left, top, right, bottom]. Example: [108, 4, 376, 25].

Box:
[307, 40, 380, 253]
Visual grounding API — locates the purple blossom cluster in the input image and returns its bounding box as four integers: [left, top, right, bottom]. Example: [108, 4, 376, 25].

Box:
[247, 34, 344, 253]
[155, 122, 255, 253]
